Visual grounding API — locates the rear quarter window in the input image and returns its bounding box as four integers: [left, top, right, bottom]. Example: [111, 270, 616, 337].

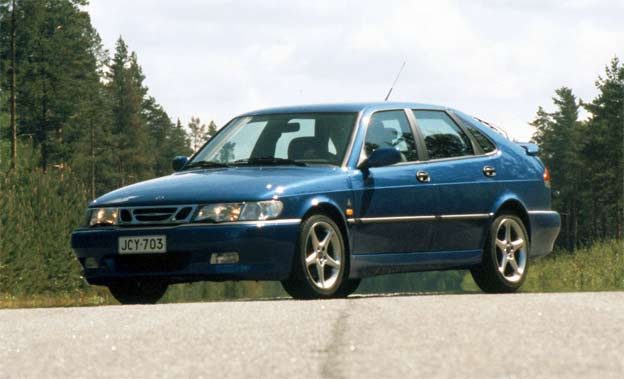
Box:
[466, 127, 496, 153]
[450, 111, 498, 154]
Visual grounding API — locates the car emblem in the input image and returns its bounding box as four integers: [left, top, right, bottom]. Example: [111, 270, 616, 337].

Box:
[154, 195, 165, 201]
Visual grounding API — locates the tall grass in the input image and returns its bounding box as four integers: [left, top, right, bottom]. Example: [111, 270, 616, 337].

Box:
[522, 240, 624, 292]
[462, 240, 624, 292]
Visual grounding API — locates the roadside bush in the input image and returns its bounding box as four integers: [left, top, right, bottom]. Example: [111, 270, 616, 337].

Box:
[0, 168, 88, 295]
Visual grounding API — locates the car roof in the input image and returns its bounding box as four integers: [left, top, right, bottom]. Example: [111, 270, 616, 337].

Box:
[240, 102, 447, 116]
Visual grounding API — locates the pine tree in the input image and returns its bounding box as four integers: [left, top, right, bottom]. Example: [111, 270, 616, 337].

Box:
[188, 116, 208, 152]
[0, 0, 101, 171]
[106, 38, 154, 186]
[532, 88, 583, 249]
[207, 120, 218, 139]
[583, 57, 624, 240]
[144, 97, 191, 176]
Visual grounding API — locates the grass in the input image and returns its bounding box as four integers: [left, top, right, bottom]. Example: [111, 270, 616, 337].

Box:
[462, 239, 624, 292]
[0, 290, 111, 309]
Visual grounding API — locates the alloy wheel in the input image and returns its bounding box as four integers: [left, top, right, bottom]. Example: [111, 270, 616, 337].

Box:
[494, 218, 528, 283]
[304, 221, 343, 290]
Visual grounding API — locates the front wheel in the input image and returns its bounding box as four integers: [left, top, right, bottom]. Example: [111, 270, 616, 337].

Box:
[281, 215, 358, 299]
[107, 280, 168, 304]
[471, 214, 530, 293]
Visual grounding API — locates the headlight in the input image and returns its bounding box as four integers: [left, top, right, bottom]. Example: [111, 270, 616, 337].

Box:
[86, 208, 119, 226]
[194, 201, 283, 223]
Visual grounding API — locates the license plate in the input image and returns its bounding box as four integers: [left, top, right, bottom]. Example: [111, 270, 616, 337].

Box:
[118, 235, 167, 254]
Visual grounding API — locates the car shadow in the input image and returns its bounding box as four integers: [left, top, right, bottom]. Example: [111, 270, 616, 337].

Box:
[207, 290, 483, 303]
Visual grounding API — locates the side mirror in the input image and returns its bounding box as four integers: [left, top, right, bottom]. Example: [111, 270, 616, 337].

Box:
[358, 147, 402, 171]
[172, 156, 189, 171]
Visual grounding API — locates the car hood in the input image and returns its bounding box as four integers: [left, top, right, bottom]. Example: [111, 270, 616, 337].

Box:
[91, 167, 349, 207]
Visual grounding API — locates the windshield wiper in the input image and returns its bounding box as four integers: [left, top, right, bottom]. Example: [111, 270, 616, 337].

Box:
[233, 157, 307, 167]
[183, 160, 230, 170]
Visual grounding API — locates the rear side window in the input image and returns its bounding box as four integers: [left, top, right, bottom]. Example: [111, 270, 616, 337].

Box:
[412, 110, 474, 159]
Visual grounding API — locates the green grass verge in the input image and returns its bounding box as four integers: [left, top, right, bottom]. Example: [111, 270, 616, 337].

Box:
[463, 239, 624, 292]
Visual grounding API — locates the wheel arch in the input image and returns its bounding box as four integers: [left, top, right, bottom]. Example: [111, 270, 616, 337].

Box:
[299, 198, 352, 262]
[492, 197, 531, 241]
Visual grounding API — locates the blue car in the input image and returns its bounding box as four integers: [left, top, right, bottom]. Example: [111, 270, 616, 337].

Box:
[71, 102, 561, 303]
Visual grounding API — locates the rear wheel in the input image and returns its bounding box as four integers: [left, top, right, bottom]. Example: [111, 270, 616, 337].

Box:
[281, 214, 358, 299]
[471, 213, 529, 293]
[107, 280, 168, 304]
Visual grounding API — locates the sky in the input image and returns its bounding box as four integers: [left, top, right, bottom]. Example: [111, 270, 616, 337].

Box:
[88, 0, 624, 141]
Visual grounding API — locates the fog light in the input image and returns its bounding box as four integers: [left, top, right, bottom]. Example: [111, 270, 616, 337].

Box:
[84, 257, 99, 269]
[210, 252, 239, 264]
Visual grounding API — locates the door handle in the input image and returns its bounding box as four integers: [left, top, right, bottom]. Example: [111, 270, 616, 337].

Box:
[416, 171, 431, 183]
[483, 166, 496, 177]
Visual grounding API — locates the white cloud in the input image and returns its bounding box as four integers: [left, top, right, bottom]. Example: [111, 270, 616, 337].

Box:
[88, 0, 624, 141]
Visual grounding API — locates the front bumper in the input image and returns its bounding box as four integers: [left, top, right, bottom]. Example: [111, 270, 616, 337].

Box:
[71, 220, 300, 285]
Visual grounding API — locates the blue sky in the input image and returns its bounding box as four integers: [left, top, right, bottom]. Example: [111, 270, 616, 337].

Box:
[89, 0, 624, 141]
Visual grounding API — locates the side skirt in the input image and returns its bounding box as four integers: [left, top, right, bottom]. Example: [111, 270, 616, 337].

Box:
[349, 250, 483, 278]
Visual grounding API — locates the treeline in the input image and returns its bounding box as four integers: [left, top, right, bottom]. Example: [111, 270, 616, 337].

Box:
[0, 0, 195, 198]
[0, 0, 216, 297]
[530, 57, 623, 250]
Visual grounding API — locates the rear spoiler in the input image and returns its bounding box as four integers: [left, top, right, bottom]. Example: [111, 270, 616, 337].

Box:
[516, 142, 539, 156]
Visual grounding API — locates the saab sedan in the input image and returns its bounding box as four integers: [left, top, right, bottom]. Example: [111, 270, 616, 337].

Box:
[71, 103, 561, 303]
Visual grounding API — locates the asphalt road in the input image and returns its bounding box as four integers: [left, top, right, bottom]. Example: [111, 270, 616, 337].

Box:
[0, 292, 623, 379]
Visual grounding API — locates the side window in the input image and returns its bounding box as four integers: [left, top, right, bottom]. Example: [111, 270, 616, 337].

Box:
[412, 110, 474, 159]
[364, 110, 418, 162]
[466, 127, 496, 153]
[451, 111, 497, 154]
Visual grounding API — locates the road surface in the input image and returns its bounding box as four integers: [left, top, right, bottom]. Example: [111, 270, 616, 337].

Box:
[0, 292, 623, 379]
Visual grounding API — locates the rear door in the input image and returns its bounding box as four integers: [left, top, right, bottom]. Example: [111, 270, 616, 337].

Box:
[410, 110, 500, 252]
[350, 109, 436, 254]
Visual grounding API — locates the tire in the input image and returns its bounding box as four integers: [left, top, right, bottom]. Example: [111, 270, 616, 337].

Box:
[107, 280, 168, 304]
[333, 278, 362, 297]
[281, 214, 357, 299]
[281, 278, 361, 299]
[471, 213, 530, 293]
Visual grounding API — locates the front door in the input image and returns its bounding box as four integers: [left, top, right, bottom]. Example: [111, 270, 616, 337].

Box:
[350, 110, 436, 254]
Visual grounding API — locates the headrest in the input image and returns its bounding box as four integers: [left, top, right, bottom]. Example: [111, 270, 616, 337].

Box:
[367, 121, 397, 149]
[288, 137, 325, 161]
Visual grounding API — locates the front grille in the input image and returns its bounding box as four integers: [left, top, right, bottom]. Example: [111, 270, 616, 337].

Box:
[134, 207, 178, 222]
[118, 205, 196, 226]
[174, 207, 193, 221]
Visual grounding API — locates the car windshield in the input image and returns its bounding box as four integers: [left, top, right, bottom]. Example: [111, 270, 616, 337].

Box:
[188, 112, 358, 167]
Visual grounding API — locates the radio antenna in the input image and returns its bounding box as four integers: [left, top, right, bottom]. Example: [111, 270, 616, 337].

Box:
[384, 61, 406, 101]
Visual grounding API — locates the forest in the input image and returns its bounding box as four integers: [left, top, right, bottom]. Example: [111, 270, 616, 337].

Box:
[530, 60, 623, 250]
[0, 0, 622, 304]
